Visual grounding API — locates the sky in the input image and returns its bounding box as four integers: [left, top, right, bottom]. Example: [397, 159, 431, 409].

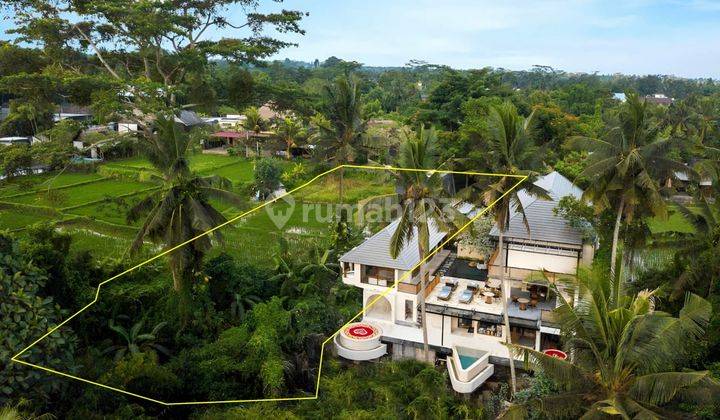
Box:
[2, 0, 720, 78]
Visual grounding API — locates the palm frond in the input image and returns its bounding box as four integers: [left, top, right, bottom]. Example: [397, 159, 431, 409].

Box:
[630, 371, 711, 406]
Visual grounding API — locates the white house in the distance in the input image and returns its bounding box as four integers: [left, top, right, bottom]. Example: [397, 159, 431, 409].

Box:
[335, 171, 593, 393]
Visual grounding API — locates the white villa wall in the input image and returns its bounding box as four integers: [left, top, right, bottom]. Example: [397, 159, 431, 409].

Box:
[507, 249, 577, 274]
[361, 294, 518, 360]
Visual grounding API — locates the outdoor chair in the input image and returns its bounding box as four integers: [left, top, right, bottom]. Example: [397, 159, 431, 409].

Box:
[458, 288, 474, 304]
[437, 285, 453, 301]
[444, 278, 458, 290]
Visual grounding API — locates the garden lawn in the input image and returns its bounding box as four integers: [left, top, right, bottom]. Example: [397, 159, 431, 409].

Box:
[6, 178, 155, 208]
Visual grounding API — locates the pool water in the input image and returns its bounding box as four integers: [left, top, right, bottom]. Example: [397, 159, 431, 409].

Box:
[446, 258, 488, 281]
[458, 354, 478, 369]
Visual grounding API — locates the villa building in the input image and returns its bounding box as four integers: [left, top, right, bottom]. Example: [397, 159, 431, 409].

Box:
[335, 171, 592, 393]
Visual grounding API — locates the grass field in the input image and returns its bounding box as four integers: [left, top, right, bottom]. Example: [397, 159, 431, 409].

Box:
[647, 204, 699, 234]
[0, 208, 57, 230]
[296, 171, 395, 203]
[204, 160, 256, 184]
[0, 172, 105, 197]
[6, 178, 154, 208]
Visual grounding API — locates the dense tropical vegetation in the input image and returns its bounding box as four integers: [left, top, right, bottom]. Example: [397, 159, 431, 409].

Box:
[1, 1, 720, 418]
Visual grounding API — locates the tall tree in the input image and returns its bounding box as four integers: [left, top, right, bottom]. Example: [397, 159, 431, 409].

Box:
[504, 268, 717, 419]
[5, 0, 305, 136]
[315, 74, 366, 203]
[243, 106, 265, 134]
[275, 117, 303, 160]
[667, 199, 720, 299]
[127, 116, 243, 299]
[462, 101, 547, 394]
[568, 92, 685, 282]
[388, 126, 465, 362]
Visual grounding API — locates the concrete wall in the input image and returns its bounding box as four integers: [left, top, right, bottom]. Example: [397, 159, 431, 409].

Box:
[507, 249, 578, 274]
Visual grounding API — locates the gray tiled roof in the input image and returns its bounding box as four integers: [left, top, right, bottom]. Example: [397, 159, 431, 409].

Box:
[340, 219, 447, 270]
[490, 172, 584, 246]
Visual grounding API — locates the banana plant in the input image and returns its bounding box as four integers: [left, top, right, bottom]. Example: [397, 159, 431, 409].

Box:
[103, 317, 170, 362]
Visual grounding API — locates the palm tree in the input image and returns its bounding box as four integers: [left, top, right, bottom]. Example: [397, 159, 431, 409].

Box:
[102, 316, 170, 362]
[127, 116, 244, 296]
[275, 117, 303, 160]
[243, 106, 264, 134]
[503, 268, 717, 419]
[668, 199, 719, 299]
[315, 74, 366, 203]
[389, 126, 466, 363]
[461, 101, 547, 394]
[568, 92, 686, 282]
[242, 106, 265, 157]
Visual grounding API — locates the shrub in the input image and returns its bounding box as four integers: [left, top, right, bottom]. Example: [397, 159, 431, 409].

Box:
[0, 233, 78, 405]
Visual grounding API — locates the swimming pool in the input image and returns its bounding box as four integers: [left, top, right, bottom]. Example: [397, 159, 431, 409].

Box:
[458, 354, 479, 369]
[446, 258, 488, 281]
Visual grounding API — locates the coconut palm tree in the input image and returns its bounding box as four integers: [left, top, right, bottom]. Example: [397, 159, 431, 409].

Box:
[276, 117, 303, 160]
[503, 268, 717, 419]
[314, 74, 366, 203]
[461, 101, 547, 394]
[243, 106, 265, 134]
[388, 126, 466, 363]
[242, 106, 266, 157]
[127, 115, 244, 297]
[668, 199, 720, 299]
[567, 92, 686, 282]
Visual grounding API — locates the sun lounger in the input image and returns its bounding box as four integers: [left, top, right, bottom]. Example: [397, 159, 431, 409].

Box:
[458, 288, 474, 304]
[444, 278, 459, 289]
[437, 285, 453, 300]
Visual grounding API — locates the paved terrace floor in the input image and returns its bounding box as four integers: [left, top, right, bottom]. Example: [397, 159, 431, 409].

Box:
[425, 276, 557, 322]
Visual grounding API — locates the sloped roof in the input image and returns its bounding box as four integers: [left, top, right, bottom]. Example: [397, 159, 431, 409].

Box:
[175, 110, 207, 127]
[340, 219, 447, 270]
[533, 171, 583, 201]
[490, 171, 584, 246]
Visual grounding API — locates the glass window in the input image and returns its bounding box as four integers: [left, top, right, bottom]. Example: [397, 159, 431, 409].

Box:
[404, 300, 413, 321]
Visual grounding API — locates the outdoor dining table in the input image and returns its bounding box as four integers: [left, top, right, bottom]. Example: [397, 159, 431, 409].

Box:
[487, 278, 501, 289]
[517, 297, 530, 311]
[482, 291, 495, 304]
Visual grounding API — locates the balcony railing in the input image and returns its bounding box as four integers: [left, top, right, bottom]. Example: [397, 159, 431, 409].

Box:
[362, 277, 392, 287]
[540, 309, 560, 329]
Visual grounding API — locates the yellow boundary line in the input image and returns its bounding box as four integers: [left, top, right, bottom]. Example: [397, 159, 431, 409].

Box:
[10, 164, 527, 406]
